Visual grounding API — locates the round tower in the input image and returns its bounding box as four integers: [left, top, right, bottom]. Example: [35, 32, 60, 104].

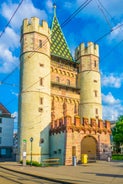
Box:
[18, 17, 51, 162]
[75, 42, 102, 122]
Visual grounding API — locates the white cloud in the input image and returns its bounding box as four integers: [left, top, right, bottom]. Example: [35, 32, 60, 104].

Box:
[12, 111, 18, 121]
[1, 0, 47, 30]
[103, 104, 123, 121]
[0, 0, 48, 74]
[12, 111, 18, 132]
[64, 2, 73, 9]
[109, 22, 123, 41]
[46, 0, 53, 12]
[102, 92, 120, 105]
[102, 73, 123, 88]
[102, 92, 123, 121]
[0, 27, 19, 49]
[0, 44, 19, 73]
[11, 91, 18, 97]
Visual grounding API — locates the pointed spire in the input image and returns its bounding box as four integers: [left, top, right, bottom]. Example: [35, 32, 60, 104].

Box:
[53, 3, 56, 17]
[51, 3, 73, 62]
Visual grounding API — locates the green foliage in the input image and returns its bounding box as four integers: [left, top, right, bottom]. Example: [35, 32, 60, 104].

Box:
[112, 116, 123, 144]
[112, 154, 123, 160]
[20, 160, 42, 167]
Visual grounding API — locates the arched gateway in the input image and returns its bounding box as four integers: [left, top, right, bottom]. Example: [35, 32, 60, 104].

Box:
[81, 136, 97, 160]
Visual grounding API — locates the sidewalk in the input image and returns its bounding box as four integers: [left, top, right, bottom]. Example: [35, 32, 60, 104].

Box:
[0, 161, 123, 184]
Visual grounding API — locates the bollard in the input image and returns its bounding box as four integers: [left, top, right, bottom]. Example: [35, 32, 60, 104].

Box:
[72, 156, 76, 166]
[107, 156, 111, 162]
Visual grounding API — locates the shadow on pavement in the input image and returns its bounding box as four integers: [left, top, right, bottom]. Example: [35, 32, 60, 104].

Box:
[82, 172, 123, 178]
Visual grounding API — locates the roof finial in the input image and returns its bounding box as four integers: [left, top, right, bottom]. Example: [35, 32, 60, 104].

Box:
[53, 3, 56, 17]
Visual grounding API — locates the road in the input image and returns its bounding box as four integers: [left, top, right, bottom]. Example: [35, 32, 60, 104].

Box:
[0, 167, 63, 184]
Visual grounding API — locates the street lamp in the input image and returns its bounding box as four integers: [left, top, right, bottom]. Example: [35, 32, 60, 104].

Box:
[30, 137, 33, 166]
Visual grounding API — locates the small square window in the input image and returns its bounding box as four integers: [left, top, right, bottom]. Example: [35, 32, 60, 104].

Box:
[0, 127, 2, 133]
[1, 148, 6, 155]
[94, 80, 97, 83]
[39, 63, 44, 67]
[39, 107, 43, 112]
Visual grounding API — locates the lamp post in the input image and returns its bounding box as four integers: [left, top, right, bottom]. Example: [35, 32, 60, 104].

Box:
[30, 137, 33, 166]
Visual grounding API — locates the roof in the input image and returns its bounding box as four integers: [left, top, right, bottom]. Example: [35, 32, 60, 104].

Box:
[0, 103, 11, 117]
[50, 5, 73, 62]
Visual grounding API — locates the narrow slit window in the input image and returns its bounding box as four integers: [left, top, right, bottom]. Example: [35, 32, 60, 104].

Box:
[95, 108, 98, 114]
[94, 60, 97, 67]
[40, 78, 43, 86]
[40, 97, 43, 105]
[94, 90, 98, 97]
[39, 40, 42, 48]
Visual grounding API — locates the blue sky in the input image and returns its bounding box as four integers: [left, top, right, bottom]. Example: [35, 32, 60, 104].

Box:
[0, 0, 123, 131]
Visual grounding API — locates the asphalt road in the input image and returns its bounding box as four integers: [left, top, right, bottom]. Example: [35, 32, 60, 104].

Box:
[0, 167, 63, 184]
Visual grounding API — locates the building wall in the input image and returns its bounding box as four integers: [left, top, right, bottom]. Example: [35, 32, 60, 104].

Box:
[19, 16, 111, 165]
[0, 117, 14, 158]
[18, 17, 51, 162]
[0, 117, 14, 146]
[51, 58, 80, 122]
[50, 132, 66, 164]
[75, 42, 102, 121]
[50, 116, 111, 165]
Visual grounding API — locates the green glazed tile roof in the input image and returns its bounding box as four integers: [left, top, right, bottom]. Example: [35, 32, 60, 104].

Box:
[51, 7, 73, 62]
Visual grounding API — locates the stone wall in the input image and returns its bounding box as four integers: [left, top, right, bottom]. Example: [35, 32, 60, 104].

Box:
[50, 115, 111, 165]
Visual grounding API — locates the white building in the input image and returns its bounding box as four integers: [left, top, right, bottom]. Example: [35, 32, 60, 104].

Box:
[0, 103, 14, 160]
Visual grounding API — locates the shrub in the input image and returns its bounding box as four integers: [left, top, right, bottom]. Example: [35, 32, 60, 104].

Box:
[112, 154, 123, 160]
[20, 160, 42, 166]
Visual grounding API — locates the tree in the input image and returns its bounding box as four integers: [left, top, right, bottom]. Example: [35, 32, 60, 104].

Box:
[112, 116, 123, 153]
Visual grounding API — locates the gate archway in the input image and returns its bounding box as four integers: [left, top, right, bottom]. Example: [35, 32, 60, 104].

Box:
[81, 136, 97, 160]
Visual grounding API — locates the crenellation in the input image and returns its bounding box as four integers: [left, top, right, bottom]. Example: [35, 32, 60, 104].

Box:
[75, 42, 99, 59]
[87, 42, 99, 56]
[50, 115, 111, 136]
[22, 17, 50, 36]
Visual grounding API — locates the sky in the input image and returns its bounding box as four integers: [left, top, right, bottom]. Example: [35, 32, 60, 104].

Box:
[0, 0, 123, 131]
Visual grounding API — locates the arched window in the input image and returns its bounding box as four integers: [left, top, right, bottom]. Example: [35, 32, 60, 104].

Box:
[67, 79, 70, 85]
[56, 76, 60, 83]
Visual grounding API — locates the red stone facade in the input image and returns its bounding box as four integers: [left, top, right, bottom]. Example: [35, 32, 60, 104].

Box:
[50, 116, 111, 165]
